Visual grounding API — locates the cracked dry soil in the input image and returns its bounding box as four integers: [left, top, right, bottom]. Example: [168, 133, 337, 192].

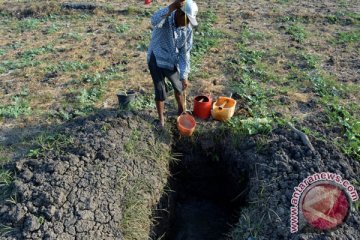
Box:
[0, 110, 170, 239]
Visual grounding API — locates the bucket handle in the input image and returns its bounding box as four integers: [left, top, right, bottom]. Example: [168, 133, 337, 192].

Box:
[183, 89, 188, 114]
[181, 110, 193, 115]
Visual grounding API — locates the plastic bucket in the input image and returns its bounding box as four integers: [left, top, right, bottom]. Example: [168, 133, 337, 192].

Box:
[211, 97, 237, 121]
[117, 90, 136, 108]
[193, 95, 212, 120]
[177, 112, 196, 136]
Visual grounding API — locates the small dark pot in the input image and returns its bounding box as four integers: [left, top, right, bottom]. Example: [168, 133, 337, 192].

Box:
[117, 90, 136, 107]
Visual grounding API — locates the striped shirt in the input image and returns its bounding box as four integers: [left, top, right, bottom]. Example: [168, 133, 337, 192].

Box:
[147, 6, 193, 81]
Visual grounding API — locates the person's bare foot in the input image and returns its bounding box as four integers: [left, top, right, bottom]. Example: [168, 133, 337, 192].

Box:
[153, 119, 165, 131]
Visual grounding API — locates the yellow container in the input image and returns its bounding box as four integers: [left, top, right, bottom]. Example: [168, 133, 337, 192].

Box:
[211, 97, 237, 121]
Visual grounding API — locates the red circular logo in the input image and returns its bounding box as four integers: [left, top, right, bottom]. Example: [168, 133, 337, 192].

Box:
[301, 183, 350, 230]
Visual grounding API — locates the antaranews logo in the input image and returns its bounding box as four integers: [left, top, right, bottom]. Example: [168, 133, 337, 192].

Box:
[290, 172, 359, 233]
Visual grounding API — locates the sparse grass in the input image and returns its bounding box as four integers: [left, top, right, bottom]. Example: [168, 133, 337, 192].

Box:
[45, 23, 60, 34]
[228, 207, 263, 239]
[49, 63, 127, 119]
[115, 23, 130, 34]
[119, 176, 153, 240]
[191, 10, 223, 73]
[227, 29, 275, 117]
[45, 61, 90, 73]
[300, 53, 320, 70]
[335, 30, 360, 44]
[0, 224, 14, 237]
[285, 24, 308, 43]
[60, 32, 83, 41]
[238, 27, 268, 45]
[346, 12, 360, 22]
[0, 96, 31, 118]
[136, 31, 151, 52]
[277, 15, 309, 24]
[0, 169, 12, 187]
[17, 18, 41, 32]
[287, 48, 359, 160]
[300, 126, 327, 142]
[77, 87, 103, 109]
[326, 15, 339, 24]
[17, 44, 55, 59]
[231, 74, 273, 117]
[128, 94, 156, 111]
[325, 103, 360, 160]
[0, 146, 13, 213]
[27, 133, 74, 159]
[118, 121, 173, 240]
[0, 59, 42, 73]
[276, 0, 292, 4]
[0, 146, 9, 166]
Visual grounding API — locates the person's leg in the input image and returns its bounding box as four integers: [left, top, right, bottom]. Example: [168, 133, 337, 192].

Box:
[175, 90, 184, 115]
[164, 69, 184, 115]
[156, 101, 165, 126]
[148, 53, 166, 127]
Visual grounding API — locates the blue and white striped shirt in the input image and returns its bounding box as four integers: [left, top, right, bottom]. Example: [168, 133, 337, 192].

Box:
[147, 6, 193, 80]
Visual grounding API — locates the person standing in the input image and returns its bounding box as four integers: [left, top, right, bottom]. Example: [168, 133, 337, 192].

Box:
[147, 0, 198, 128]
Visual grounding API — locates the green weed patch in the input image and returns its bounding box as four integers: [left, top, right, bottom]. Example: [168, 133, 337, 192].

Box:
[17, 44, 55, 59]
[45, 61, 90, 73]
[0, 96, 31, 118]
[60, 32, 83, 41]
[27, 133, 74, 159]
[325, 103, 360, 160]
[286, 24, 308, 43]
[17, 18, 41, 32]
[115, 23, 130, 34]
[291, 51, 359, 160]
[0, 59, 41, 73]
[226, 28, 276, 117]
[335, 30, 360, 44]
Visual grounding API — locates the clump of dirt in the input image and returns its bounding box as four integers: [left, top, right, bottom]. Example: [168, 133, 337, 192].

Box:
[222, 127, 360, 239]
[0, 109, 171, 239]
[0, 2, 61, 19]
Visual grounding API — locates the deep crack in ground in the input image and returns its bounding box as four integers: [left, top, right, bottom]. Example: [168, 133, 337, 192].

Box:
[150, 144, 249, 240]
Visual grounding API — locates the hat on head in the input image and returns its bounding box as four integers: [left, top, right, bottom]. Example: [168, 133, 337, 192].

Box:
[181, 0, 198, 26]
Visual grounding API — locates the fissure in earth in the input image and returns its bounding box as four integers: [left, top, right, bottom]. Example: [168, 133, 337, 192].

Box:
[150, 144, 249, 239]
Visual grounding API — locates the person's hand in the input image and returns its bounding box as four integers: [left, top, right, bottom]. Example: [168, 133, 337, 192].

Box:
[182, 79, 188, 90]
[169, 0, 185, 12]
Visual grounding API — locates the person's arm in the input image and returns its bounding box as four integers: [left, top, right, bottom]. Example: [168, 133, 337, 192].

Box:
[151, 7, 170, 28]
[151, 0, 185, 28]
[179, 28, 193, 89]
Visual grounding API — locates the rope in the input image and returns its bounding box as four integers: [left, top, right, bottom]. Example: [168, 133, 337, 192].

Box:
[183, 0, 187, 112]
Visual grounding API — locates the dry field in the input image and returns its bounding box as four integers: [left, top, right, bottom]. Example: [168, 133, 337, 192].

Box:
[0, 0, 359, 239]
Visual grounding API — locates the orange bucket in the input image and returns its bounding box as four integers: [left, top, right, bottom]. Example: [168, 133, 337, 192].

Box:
[193, 95, 212, 120]
[177, 112, 196, 136]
